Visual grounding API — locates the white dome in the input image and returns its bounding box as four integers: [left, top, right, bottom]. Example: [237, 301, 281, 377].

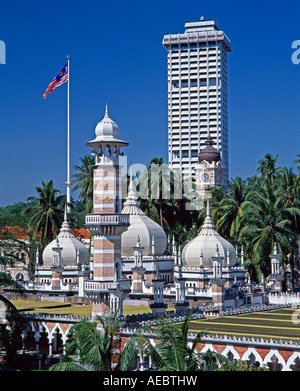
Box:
[95, 104, 119, 140]
[121, 174, 167, 256]
[43, 216, 89, 267]
[182, 202, 236, 268]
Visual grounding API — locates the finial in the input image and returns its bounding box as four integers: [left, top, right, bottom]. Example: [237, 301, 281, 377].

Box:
[152, 235, 155, 256]
[206, 198, 210, 217]
[105, 103, 109, 118]
[36, 247, 39, 265]
[241, 245, 244, 265]
[66, 54, 71, 60]
[136, 235, 141, 247]
[227, 247, 230, 266]
[274, 243, 277, 255]
[129, 165, 134, 192]
[64, 203, 68, 222]
[200, 247, 204, 268]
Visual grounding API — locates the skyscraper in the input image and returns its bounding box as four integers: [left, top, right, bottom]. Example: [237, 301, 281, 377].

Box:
[162, 17, 232, 183]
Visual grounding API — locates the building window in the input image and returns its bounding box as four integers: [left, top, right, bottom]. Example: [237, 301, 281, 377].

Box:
[181, 80, 188, 88]
[190, 79, 197, 87]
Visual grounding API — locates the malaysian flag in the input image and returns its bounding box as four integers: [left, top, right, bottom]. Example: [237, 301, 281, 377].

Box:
[43, 63, 68, 98]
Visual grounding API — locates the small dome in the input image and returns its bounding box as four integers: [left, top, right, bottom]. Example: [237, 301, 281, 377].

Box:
[182, 201, 236, 268]
[42, 211, 89, 267]
[198, 136, 221, 164]
[95, 104, 119, 140]
[121, 173, 167, 256]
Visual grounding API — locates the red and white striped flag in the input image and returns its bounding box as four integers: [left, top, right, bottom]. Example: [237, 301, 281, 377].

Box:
[43, 63, 68, 99]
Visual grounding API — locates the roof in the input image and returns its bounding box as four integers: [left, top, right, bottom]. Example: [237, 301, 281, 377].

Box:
[72, 228, 90, 240]
[0, 226, 29, 240]
[1, 226, 90, 241]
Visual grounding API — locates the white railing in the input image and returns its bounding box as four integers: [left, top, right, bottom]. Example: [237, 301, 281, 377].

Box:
[268, 292, 300, 306]
[85, 214, 130, 225]
[84, 279, 131, 292]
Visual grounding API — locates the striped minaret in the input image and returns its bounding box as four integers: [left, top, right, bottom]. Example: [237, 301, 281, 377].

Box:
[85, 105, 131, 318]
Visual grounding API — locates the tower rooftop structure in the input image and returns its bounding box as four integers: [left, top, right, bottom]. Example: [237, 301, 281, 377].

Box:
[198, 135, 221, 164]
[86, 104, 129, 151]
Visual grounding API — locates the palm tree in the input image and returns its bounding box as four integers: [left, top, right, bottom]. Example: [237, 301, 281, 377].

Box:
[212, 177, 246, 241]
[239, 180, 295, 278]
[72, 155, 95, 213]
[130, 310, 231, 371]
[294, 153, 300, 175]
[23, 180, 65, 246]
[137, 157, 171, 228]
[49, 314, 138, 371]
[257, 153, 279, 184]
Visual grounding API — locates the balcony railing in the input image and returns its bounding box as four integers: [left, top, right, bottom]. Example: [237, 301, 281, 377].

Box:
[84, 279, 131, 293]
[85, 214, 130, 226]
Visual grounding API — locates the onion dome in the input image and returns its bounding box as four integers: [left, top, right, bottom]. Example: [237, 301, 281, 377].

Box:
[198, 135, 221, 164]
[86, 104, 128, 150]
[182, 200, 236, 268]
[42, 207, 89, 267]
[95, 103, 119, 140]
[121, 172, 167, 256]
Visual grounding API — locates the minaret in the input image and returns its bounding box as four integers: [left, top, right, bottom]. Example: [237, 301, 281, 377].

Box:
[84, 105, 131, 318]
[150, 264, 167, 318]
[211, 244, 226, 312]
[131, 236, 146, 294]
[51, 238, 63, 290]
[173, 246, 189, 315]
[269, 243, 282, 292]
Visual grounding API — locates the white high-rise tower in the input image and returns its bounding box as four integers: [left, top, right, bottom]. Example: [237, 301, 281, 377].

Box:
[162, 17, 232, 183]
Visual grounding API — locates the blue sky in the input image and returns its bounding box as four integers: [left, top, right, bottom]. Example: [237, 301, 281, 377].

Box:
[0, 0, 300, 206]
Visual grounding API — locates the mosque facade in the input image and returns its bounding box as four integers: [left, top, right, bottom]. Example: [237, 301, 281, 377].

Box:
[2, 107, 286, 317]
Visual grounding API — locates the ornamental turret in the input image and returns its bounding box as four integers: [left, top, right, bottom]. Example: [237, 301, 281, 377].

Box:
[84, 105, 131, 318]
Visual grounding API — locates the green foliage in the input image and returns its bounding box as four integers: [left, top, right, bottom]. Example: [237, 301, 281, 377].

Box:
[23, 179, 65, 246]
[72, 155, 95, 213]
[49, 313, 138, 371]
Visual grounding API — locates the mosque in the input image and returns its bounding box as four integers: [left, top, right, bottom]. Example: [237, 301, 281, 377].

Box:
[3, 106, 283, 318]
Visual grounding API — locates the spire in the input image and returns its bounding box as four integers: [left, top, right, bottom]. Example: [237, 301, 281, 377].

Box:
[36, 247, 39, 265]
[200, 247, 204, 268]
[136, 235, 141, 248]
[121, 167, 145, 215]
[201, 198, 216, 230]
[178, 246, 183, 279]
[241, 245, 244, 266]
[227, 247, 230, 267]
[172, 236, 176, 255]
[152, 235, 155, 256]
[57, 204, 74, 239]
[206, 198, 210, 217]
[64, 202, 68, 222]
[105, 102, 109, 118]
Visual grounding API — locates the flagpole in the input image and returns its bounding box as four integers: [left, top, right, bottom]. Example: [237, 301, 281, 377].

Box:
[66, 54, 71, 212]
